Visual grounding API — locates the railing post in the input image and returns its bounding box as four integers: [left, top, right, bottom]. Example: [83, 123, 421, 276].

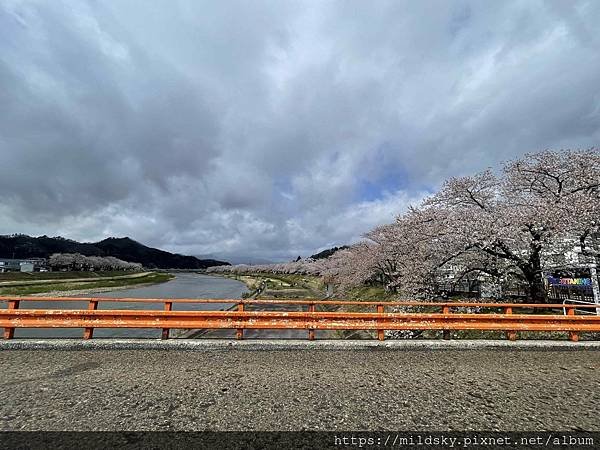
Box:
[161, 301, 172, 340]
[3, 300, 20, 340]
[377, 304, 385, 341]
[504, 306, 517, 341]
[236, 302, 245, 340]
[567, 306, 579, 342]
[83, 300, 98, 340]
[442, 305, 450, 340]
[308, 303, 315, 341]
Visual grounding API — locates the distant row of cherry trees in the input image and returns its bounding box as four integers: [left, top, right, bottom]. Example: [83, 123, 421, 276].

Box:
[49, 253, 142, 271]
[209, 149, 600, 302]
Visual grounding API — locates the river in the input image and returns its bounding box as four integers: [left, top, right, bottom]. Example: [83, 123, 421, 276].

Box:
[9, 273, 247, 339]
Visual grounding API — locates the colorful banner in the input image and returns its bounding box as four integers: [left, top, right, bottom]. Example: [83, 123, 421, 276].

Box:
[547, 277, 592, 287]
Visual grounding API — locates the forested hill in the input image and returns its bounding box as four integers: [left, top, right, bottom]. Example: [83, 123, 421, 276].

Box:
[0, 235, 229, 269]
[309, 246, 349, 260]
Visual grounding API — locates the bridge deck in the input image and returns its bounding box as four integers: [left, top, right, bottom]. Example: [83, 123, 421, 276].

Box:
[1, 347, 599, 431]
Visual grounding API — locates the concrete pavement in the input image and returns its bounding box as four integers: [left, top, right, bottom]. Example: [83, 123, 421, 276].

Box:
[1, 344, 600, 431]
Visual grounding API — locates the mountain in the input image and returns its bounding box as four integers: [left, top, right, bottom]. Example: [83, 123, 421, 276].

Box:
[309, 246, 349, 260]
[0, 235, 229, 269]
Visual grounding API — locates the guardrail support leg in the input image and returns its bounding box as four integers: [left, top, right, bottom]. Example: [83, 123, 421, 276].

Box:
[442, 306, 450, 340]
[377, 304, 385, 341]
[83, 300, 98, 340]
[308, 303, 315, 341]
[161, 301, 172, 340]
[3, 300, 19, 340]
[236, 302, 244, 340]
[504, 307, 517, 341]
[567, 307, 579, 342]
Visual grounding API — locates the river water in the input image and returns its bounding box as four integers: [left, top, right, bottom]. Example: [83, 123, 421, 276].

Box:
[8, 273, 247, 339]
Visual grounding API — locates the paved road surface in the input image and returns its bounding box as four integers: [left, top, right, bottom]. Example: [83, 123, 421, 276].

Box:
[1, 348, 599, 431]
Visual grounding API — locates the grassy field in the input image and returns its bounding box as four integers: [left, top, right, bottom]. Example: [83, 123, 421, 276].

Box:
[0, 271, 145, 282]
[223, 273, 326, 299]
[342, 285, 397, 301]
[0, 272, 174, 296]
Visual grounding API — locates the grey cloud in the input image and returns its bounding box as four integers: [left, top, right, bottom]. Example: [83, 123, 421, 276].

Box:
[1, 1, 599, 261]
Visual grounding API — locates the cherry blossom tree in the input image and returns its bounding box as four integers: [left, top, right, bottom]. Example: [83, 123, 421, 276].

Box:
[209, 149, 600, 303]
[328, 149, 599, 302]
[48, 253, 142, 271]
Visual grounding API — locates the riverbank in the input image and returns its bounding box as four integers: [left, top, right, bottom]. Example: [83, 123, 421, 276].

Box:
[186, 273, 355, 339]
[213, 272, 399, 301]
[0, 272, 174, 296]
[217, 273, 326, 299]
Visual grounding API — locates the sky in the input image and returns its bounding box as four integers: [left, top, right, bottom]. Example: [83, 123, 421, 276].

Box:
[1, 1, 599, 263]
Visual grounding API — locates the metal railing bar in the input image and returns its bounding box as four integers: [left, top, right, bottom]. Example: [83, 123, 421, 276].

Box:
[1, 296, 599, 309]
[3, 297, 600, 342]
[4, 310, 600, 322]
[3, 313, 600, 331]
[563, 298, 600, 316]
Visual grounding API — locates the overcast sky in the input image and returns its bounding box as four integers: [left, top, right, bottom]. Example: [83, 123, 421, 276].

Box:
[1, 1, 599, 262]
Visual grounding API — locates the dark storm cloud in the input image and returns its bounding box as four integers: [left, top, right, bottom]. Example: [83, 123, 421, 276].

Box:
[1, 0, 599, 261]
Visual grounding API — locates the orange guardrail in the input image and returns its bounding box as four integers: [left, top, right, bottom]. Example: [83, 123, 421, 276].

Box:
[1, 296, 600, 342]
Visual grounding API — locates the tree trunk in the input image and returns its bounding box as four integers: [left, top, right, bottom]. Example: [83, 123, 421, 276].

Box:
[524, 231, 547, 303]
[521, 266, 547, 303]
[529, 273, 547, 303]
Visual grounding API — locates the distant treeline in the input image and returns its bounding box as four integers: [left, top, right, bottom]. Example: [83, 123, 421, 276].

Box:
[0, 235, 229, 269]
[49, 253, 142, 271]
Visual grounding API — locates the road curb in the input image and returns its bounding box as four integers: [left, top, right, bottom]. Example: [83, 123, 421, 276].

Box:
[2, 339, 600, 351]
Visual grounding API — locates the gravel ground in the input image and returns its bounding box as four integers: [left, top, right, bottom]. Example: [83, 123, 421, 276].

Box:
[1, 349, 599, 431]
